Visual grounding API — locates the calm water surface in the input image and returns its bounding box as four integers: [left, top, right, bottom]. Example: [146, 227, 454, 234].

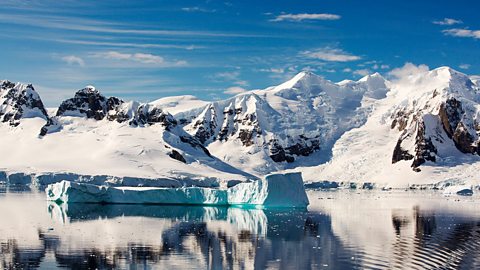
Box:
[1, 186, 480, 269]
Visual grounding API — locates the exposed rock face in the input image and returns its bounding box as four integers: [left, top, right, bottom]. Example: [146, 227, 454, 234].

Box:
[46, 86, 178, 130]
[390, 74, 480, 171]
[190, 104, 217, 144]
[268, 136, 321, 163]
[56, 86, 123, 120]
[438, 98, 478, 154]
[391, 111, 441, 170]
[186, 92, 328, 165]
[129, 104, 177, 130]
[0, 80, 49, 126]
[169, 149, 186, 163]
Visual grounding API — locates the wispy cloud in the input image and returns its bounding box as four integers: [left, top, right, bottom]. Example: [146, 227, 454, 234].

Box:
[55, 39, 198, 50]
[61, 55, 85, 67]
[224, 86, 247, 95]
[210, 71, 248, 86]
[353, 69, 370, 76]
[433, 18, 462, 25]
[301, 47, 361, 62]
[271, 13, 341, 22]
[443, 28, 480, 39]
[459, 64, 470, 70]
[181, 7, 216, 13]
[0, 13, 265, 38]
[91, 51, 187, 66]
[259, 68, 285, 74]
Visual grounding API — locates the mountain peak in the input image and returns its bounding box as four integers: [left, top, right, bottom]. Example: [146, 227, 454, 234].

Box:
[77, 85, 99, 95]
[273, 71, 324, 91]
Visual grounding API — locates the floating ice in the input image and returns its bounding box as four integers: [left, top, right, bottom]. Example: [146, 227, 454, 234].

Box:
[46, 181, 228, 205]
[227, 172, 309, 208]
[443, 185, 473, 196]
[46, 172, 309, 208]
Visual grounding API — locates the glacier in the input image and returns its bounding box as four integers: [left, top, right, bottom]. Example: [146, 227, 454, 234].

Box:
[46, 172, 309, 208]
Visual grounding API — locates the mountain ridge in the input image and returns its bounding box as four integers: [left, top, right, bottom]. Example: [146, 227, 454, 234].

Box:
[1, 66, 480, 187]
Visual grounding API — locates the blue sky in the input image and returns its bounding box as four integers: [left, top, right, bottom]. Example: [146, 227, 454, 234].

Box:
[0, 0, 479, 106]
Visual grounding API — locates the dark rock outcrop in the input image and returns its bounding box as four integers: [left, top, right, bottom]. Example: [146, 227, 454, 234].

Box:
[391, 116, 437, 170]
[131, 105, 177, 130]
[438, 98, 478, 154]
[268, 136, 320, 163]
[56, 86, 123, 120]
[169, 149, 186, 163]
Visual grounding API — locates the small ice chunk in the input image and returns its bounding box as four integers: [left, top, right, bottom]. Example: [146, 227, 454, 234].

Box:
[443, 185, 473, 196]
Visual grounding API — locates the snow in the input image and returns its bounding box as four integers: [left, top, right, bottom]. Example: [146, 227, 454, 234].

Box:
[46, 172, 309, 208]
[0, 117, 252, 187]
[149, 95, 208, 116]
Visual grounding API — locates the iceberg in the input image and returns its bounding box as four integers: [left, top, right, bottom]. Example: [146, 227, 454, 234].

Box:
[46, 181, 228, 205]
[46, 172, 309, 208]
[443, 185, 474, 196]
[227, 172, 309, 208]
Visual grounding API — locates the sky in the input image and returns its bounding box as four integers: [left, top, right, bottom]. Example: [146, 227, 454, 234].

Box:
[0, 0, 479, 106]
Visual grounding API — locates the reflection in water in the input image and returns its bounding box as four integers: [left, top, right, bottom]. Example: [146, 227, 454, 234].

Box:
[1, 191, 480, 269]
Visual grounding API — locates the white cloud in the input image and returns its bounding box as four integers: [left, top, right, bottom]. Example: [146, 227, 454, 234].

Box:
[433, 18, 462, 25]
[224, 86, 247, 95]
[259, 68, 285, 74]
[212, 71, 240, 81]
[443, 28, 480, 39]
[353, 69, 370, 76]
[301, 47, 361, 62]
[380, 64, 390, 69]
[271, 13, 340, 22]
[211, 71, 249, 86]
[388, 62, 430, 83]
[342, 68, 352, 72]
[56, 39, 198, 50]
[459, 64, 471, 70]
[181, 7, 216, 13]
[92, 51, 186, 66]
[61, 55, 85, 66]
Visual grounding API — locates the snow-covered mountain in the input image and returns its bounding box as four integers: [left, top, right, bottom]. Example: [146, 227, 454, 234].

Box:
[2, 66, 480, 187]
[177, 71, 388, 175]
[0, 80, 49, 126]
[0, 84, 254, 186]
[301, 67, 480, 187]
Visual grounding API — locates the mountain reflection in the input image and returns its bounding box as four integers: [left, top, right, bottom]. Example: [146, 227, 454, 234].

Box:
[1, 192, 480, 269]
[1, 202, 355, 269]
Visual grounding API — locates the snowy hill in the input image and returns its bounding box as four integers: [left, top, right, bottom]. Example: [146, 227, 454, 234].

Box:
[300, 67, 480, 187]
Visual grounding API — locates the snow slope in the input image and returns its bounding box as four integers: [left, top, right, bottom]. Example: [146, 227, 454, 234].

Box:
[149, 95, 208, 116]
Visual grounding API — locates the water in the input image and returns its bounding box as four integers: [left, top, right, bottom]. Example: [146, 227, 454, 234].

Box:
[1, 187, 480, 269]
